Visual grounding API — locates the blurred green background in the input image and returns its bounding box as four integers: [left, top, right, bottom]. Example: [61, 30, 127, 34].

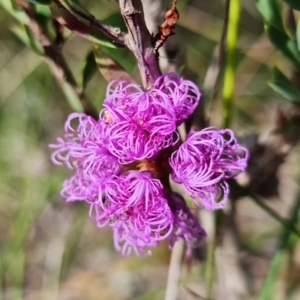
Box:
[0, 0, 300, 299]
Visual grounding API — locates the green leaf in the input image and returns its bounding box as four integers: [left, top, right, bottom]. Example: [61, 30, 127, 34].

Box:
[93, 47, 132, 83]
[50, 0, 120, 48]
[102, 11, 127, 32]
[255, 0, 284, 30]
[61, 82, 84, 112]
[101, 47, 136, 75]
[11, 24, 44, 55]
[282, 0, 300, 11]
[297, 21, 300, 52]
[272, 66, 291, 84]
[0, 0, 29, 24]
[82, 50, 98, 89]
[269, 81, 300, 103]
[35, 4, 52, 17]
[35, 11, 57, 42]
[265, 24, 300, 69]
[268, 67, 300, 102]
[25, 0, 52, 5]
[133, 286, 165, 300]
[258, 188, 300, 300]
[69, 0, 97, 16]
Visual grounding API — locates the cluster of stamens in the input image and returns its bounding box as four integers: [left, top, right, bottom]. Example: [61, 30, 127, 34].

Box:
[50, 73, 248, 256]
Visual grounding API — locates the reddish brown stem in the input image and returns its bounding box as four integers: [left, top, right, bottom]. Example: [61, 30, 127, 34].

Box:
[119, 0, 161, 89]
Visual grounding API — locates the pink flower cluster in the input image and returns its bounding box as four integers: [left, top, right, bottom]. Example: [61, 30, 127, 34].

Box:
[50, 73, 248, 256]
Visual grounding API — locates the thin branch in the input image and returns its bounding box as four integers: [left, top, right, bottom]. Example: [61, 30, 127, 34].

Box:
[164, 239, 184, 300]
[153, 0, 179, 52]
[218, 0, 231, 71]
[191, 0, 230, 129]
[53, 0, 161, 89]
[232, 181, 300, 238]
[141, 0, 181, 73]
[15, 0, 97, 119]
[53, 0, 126, 47]
[119, 0, 161, 89]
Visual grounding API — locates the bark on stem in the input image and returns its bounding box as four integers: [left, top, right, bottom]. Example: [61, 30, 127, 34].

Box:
[53, 0, 126, 47]
[119, 0, 161, 89]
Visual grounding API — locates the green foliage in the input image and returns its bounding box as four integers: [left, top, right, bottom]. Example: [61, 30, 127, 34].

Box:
[82, 50, 98, 89]
[256, 0, 300, 68]
[259, 187, 300, 300]
[0, 0, 29, 23]
[222, 0, 241, 128]
[11, 24, 44, 55]
[35, 3, 52, 17]
[25, 0, 52, 5]
[297, 21, 300, 51]
[61, 81, 84, 111]
[269, 67, 300, 103]
[256, 0, 300, 67]
[102, 11, 127, 33]
[256, 0, 300, 102]
[265, 24, 300, 69]
[255, 0, 283, 30]
[93, 47, 132, 83]
[133, 286, 165, 300]
[50, 0, 119, 48]
[282, 0, 300, 11]
[1, 0, 300, 299]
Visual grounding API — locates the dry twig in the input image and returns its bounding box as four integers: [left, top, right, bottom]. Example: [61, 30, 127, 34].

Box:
[153, 0, 179, 52]
[119, 0, 161, 89]
[15, 0, 97, 118]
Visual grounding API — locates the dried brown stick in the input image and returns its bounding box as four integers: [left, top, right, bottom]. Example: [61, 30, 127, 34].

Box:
[153, 0, 179, 52]
[141, 0, 181, 73]
[119, 0, 161, 89]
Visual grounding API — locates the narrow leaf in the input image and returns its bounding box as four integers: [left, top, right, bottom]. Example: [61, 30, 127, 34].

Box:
[11, 24, 44, 55]
[269, 81, 300, 103]
[269, 68, 300, 103]
[272, 66, 292, 85]
[283, 0, 300, 11]
[255, 0, 284, 30]
[82, 50, 98, 89]
[93, 47, 132, 83]
[25, 0, 52, 5]
[50, 0, 118, 48]
[266, 24, 300, 69]
[61, 0, 91, 16]
[102, 11, 127, 32]
[258, 188, 300, 299]
[0, 0, 29, 24]
[35, 3, 52, 17]
[61, 82, 84, 112]
[297, 21, 300, 52]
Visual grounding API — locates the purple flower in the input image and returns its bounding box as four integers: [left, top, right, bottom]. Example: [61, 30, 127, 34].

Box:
[91, 171, 174, 256]
[50, 73, 248, 257]
[60, 170, 99, 203]
[102, 79, 182, 163]
[50, 113, 121, 179]
[154, 73, 201, 125]
[168, 193, 206, 256]
[169, 127, 248, 210]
